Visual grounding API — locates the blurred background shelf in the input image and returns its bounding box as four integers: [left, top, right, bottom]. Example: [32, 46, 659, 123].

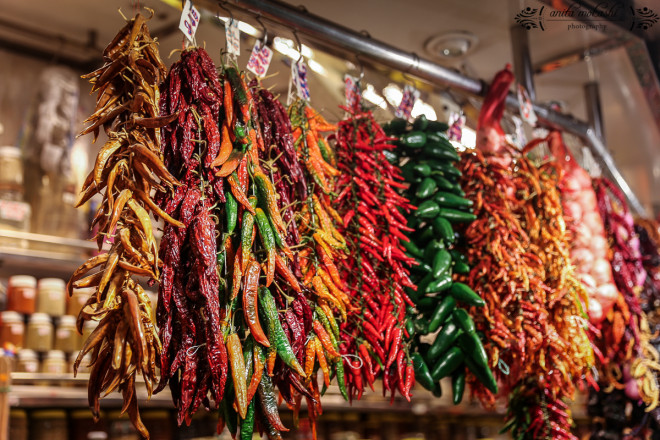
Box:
[0, 230, 95, 278]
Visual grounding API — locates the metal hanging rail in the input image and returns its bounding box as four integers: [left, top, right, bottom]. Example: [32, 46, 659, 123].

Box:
[198, 0, 648, 216]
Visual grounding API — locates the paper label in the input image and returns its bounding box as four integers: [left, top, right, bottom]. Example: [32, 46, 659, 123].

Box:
[344, 74, 360, 109]
[448, 113, 465, 142]
[395, 85, 419, 120]
[10, 324, 23, 335]
[292, 61, 310, 101]
[0, 200, 30, 223]
[246, 41, 273, 78]
[179, 0, 200, 43]
[37, 327, 50, 337]
[517, 83, 537, 126]
[225, 19, 240, 57]
[56, 329, 70, 339]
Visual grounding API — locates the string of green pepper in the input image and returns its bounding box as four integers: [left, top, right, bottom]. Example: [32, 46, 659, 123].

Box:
[384, 114, 497, 403]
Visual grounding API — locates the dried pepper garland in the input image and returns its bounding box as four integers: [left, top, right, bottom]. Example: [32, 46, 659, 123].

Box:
[69, 13, 179, 438]
[333, 101, 417, 401]
[456, 67, 593, 439]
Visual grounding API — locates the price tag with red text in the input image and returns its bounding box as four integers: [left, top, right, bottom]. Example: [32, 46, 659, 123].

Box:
[395, 85, 419, 120]
[344, 74, 360, 109]
[293, 60, 310, 101]
[225, 19, 240, 57]
[179, 0, 200, 43]
[246, 41, 273, 78]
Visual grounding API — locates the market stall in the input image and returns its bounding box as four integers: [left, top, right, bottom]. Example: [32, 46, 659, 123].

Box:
[1, 0, 660, 439]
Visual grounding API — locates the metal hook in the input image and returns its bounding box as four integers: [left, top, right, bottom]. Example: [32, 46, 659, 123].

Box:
[217, 1, 234, 22]
[355, 53, 365, 82]
[293, 30, 303, 63]
[255, 14, 268, 46]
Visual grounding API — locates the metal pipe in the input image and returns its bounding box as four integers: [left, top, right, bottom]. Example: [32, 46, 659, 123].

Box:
[201, 0, 648, 215]
[510, 25, 536, 101]
[584, 81, 605, 142]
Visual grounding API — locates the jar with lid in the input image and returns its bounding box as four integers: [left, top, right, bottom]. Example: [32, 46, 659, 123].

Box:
[0, 146, 23, 200]
[30, 410, 68, 440]
[25, 313, 53, 352]
[0, 311, 24, 348]
[37, 278, 66, 316]
[42, 350, 67, 374]
[68, 287, 94, 317]
[54, 315, 78, 352]
[16, 349, 38, 373]
[6, 275, 36, 314]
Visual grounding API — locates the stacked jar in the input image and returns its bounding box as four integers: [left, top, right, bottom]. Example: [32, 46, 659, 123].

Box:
[2, 275, 77, 374]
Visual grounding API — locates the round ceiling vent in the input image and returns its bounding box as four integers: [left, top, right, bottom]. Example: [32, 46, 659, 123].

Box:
[425, 31, 478, 60]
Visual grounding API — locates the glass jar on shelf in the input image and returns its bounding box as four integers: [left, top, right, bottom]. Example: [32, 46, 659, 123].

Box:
[25, 313, 53, 352]
[68, 287, 93, 317]
[30, 410, 68, 440]
[0, 311, 24, 348]
[16, 349, 38, 373]
[54, 315, 78, 352]
[42, 350, 67, 374]
[0, 146, 23, 199]
[6, 275, 37, 314]
[37, 278, 66, 317]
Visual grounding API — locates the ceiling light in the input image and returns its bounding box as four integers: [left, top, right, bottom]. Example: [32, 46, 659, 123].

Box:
[308, 59, 327, 76]
[363, 84, 387, 110]
[410, 100, 437, 121]
[216, 16, 260, 37]
[425, 31, 478, 60]
[383, 83, 403, 107]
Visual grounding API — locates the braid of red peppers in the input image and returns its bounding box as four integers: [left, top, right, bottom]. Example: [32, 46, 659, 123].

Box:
[156, 47, 226, 426]
[333, 102, 417, 402]
[588, 178, 660, 438]
[70, 13, 179, 439]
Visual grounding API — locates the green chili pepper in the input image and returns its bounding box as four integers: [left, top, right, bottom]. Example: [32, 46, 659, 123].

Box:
[388, 117, 408, 135]
[220, 389, 238, 437]
[432, 381, 443, 398]
[427, 295, 456, 333]
[316, 307, 339, 349]
[449, 249, 468, 263]
[431, 173, 457, 192]
[439, 207, 477, 223]
[226, 67, 248, 105]
[416, 177, 437, 199]
[434, 191, 473, 209]
[457, 332, 489, 372]
[426, 120, 450, 132]
[225, 190, 238, 234]
[452, 308, 476, 334]
[402, 131, 427, 148]
[432, 216, 455, 244]
[464, 353, 498, 394]
[453, 261, 470, 274]
[423, 239, 445, 263]
[255, 208, 276, 252]
[426, 320, 462, 362]
[449, 282, 485, 307]
[432, 249, 452, 278]
[425, 274, 453, 295]
[452, 369, 466, 405]
[239, 401, 255, 440]
[424, 143, 460, 162]
[416, 200, 441, 218]
[412, 163, 432, 177]
[258, 287, 305, 376]
[240, 207, 255, 268]
[402, 238, 424, 258]
[411, 353, 434, 390]
[430, 346, 465, 381]
[334, 358, 349, 400]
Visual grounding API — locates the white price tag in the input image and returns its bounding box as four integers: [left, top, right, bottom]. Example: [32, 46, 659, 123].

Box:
[395, 85, 420, 120]
[292, 61, 310, 101]
[344, 74, 360, 109]
[246, 41, 273, 78]
[0, 200, 30, 223]
[225, 19, 240, 57]
[179, 0, 200, 43]
[517, 83, 537, 127]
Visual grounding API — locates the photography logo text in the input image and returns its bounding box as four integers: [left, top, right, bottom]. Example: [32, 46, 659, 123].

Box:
[515, 3, 659, 32]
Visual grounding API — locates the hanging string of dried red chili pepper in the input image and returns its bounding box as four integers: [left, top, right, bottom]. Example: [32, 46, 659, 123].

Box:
[333, 97, 416, 401]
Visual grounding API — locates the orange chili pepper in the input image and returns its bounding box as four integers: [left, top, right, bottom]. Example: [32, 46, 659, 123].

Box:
[226, 333, 248, 419]
[274, 253, 301, 293]
[313, 320, 340, 358]
[303, 339, 317, 380]
[227, 173, 255, 215]
[224, 78, 233, 125]
[243, 260, 269, 347]
[314, 337, 330, 387]
[210, 123, 232, 167]
[246, 346, 264, 402]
